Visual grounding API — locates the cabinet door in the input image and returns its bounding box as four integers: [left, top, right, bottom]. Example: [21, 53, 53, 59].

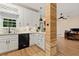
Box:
[37, 34, 45, 50]
[30, 34, 38, 46]
[9, 40, 18, 51]
[17, 7, 24, 27]
[8, 35, 18, 51]
[23, 8, 30, 26]
[23, 8, 39, 27]
[0, 39, 8, 53]
[30, 34, 35, 46]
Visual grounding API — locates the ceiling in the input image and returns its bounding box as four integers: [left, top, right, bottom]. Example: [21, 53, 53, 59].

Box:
[57, 3, 79, 18]
[15, 3, 79, 18]
[15, 3, 45, 12]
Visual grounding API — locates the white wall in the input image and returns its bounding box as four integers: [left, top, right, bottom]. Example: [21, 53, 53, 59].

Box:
[57, 16, 79, 37]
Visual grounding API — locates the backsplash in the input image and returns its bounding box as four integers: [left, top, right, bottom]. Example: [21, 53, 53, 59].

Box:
[0, 27, 16, 34]
[16, 26, 37, 33]
[0, 26, 43, 34]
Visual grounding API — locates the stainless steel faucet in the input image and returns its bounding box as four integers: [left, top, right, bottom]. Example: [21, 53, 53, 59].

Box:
[8, 27, 11, 33]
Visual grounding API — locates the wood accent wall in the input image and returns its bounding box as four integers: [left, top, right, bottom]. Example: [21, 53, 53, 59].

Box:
[45, 3, 57, 56]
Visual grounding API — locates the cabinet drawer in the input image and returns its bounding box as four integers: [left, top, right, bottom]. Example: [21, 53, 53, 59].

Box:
[0, 36, 4, 40]
[8, 35, 18, 40]
[9, 40, 18, 51]
[0, 36, 9, 40]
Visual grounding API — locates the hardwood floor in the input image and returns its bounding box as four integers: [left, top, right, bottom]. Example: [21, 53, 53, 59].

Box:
[57, 37, 79, 56]
[0, 45, 46, 56]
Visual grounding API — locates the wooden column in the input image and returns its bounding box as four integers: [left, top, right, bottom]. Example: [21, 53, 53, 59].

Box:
[45, 3, 57, 55]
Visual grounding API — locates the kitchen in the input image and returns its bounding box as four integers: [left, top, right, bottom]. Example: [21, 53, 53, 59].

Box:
[0, 3, 57, 56]
[0, 3, 45, 55]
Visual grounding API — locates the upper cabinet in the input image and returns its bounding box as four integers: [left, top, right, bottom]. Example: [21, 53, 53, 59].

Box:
[23, 8, 39, 27]
[17, 7, 39, 27]
[16, 6, 24, 27]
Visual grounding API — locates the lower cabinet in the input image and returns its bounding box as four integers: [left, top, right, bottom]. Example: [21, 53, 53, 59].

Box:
[8, 39, 18, 51]
[0, 35, 18, 54]
[30, 33, 45, 50]
[37, 34, 45, 50]
[30, 34, 38, 46]
[0, 39, 8, 53]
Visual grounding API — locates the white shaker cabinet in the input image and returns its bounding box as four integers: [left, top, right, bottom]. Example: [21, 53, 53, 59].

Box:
[17, 7, 24, 27]
[9, 39, 18, 51]
[30, 34, 34, 46]
[20, 7, 39, 27]
[8, 35, 18, 51]
[30, 33, 45, 50]
[37, 34, 45, 50]
[0, 35, 18, 54]
[30, 34, 38, 46]
[0, 39, 8, 53]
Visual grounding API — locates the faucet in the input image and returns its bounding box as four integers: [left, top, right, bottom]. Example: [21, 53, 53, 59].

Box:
[8, 27, 11, 33]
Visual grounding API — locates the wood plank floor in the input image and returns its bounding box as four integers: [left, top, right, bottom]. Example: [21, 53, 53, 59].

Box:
[57, 37, 79, 56]
[0, 45, 46, 56]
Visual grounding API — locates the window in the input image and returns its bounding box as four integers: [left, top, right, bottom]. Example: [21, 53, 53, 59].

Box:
[3, 18, 16, 27]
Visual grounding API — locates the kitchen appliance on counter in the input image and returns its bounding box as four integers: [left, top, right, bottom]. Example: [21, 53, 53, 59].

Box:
[18, 33, 29, 50]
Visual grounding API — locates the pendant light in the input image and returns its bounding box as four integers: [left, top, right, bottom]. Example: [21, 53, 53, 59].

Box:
[39, 7, 43, 21]
[38, 6, 44, 32]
